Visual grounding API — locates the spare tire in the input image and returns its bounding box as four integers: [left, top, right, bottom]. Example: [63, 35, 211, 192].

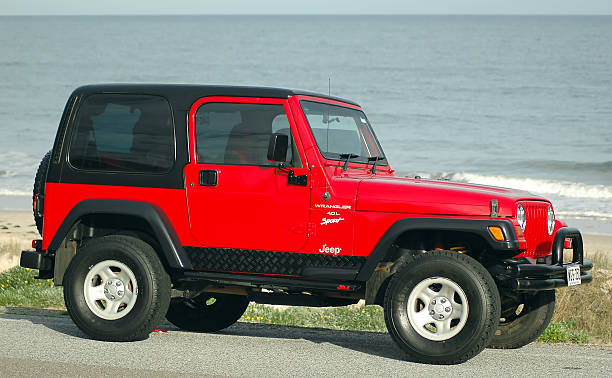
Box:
[33, 150, 52, 236]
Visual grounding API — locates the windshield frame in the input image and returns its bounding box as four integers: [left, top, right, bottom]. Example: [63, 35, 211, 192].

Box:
[299, 99, 387, 167]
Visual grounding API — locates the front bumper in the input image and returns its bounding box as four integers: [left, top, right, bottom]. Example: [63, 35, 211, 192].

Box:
[500, 227, 593, 291]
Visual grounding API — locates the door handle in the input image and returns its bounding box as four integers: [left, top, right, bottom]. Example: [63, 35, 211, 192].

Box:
[199, 170, 218, 186]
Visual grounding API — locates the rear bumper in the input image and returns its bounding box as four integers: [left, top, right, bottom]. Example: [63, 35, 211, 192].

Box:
[502, 227, 594, 291]
[20, 250, 54, 278]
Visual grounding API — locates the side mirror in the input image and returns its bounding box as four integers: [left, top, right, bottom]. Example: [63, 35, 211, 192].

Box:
[267, 133, 289, 162]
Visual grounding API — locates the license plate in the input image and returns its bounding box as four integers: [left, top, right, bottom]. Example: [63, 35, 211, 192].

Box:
[566, 265, 581, 286]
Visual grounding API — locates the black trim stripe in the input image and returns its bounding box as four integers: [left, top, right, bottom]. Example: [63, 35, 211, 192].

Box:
[184, 247, 366, 278]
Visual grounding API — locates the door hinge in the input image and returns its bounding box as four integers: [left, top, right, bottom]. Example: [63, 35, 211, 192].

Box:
[307, 222, 316, 238]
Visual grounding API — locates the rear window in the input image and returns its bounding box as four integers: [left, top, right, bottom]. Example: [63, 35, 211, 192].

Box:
[69, 94, 174, 172]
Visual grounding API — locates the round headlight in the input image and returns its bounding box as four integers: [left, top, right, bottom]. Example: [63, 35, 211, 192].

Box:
[547, 205, 555, 235]
[517, 204, 526, 231]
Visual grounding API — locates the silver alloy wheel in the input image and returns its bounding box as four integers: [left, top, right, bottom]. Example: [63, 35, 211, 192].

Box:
[407, 276, 469, 341]
[83, 260, 138, 320]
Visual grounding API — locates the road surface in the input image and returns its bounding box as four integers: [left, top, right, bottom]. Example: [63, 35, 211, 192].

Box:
[0, 311, 610, 377]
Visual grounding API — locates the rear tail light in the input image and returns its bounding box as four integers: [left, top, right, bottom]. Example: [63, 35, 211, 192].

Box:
[31, 240, 42, 251]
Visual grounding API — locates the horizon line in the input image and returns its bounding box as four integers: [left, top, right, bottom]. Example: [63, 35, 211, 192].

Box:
[1, 13, 611, 17]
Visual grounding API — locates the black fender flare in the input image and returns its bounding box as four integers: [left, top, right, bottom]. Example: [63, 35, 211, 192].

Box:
[356, 217, 519, 281]
[48, 199, 191, 270]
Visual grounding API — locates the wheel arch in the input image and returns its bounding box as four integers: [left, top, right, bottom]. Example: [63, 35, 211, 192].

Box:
[361, 218, 519, 305]
[48, 199, 191, 279]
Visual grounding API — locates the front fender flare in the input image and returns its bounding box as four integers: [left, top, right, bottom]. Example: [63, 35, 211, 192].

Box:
[356, 217, 519, 282]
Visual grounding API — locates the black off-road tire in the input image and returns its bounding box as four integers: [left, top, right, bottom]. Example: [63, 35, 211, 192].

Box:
[490, 290, 555, 349]
[384, 250, 501, 364]
[166, 294, 249, 332]
[63, 235, 171, 341]
[33, 150, 52, 236]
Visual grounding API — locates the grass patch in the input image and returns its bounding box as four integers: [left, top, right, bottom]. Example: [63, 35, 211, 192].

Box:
[538, 320, 589, 343]
[239, 303, 387, 332]
[548, 252, 611, 344]
[0, 266, 64, 308]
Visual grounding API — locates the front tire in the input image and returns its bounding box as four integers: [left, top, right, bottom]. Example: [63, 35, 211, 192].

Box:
[63, 235, 171, 341]
[490, 290, 555, 349]
[384, 250, 500, 364]
[166, 293, 249, 332]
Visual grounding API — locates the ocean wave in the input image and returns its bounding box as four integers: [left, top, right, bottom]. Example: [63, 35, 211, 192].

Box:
[429, 172, 612, 200]
[514, 159, 612, 174]
[0, 189, 30, 196]
[555, 210, 612, 221]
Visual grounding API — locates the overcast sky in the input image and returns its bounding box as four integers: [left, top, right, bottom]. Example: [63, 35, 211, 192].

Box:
[1, 0, 611, 15]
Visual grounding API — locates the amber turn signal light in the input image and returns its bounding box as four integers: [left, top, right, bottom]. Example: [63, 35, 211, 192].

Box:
[488, 226, 505, 241]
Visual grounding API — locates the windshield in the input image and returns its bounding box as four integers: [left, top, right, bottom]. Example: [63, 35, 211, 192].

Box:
[300, 100, 386, 165]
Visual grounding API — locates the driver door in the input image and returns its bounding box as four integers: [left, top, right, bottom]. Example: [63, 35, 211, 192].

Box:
[185, 97, 310, 252]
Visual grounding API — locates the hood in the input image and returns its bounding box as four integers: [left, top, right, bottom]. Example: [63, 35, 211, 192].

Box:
[355, 176, 546, 217]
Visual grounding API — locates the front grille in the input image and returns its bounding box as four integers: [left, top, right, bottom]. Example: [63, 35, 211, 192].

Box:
[520, 201, 553, 257]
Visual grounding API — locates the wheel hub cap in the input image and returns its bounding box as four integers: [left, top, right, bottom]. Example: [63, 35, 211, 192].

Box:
[104, 279, 125, 301]
[83, 260, 138, 321]
[406, 276, 470, 341]
[429, 297, 452, 320]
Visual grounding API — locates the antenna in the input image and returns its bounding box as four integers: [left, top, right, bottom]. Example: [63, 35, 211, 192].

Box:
[328, 77, 331, 96]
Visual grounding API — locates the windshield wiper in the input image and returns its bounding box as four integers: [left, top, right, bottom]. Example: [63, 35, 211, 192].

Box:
[367, 156, 385, 173]
[339, 153, 359, 171]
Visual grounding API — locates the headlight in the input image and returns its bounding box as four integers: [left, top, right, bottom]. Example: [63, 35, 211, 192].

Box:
[517, 204, 526, 231]
[547, 205, 555, 235]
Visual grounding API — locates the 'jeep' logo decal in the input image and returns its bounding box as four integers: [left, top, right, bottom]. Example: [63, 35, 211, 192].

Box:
[319, 244, 342, 255]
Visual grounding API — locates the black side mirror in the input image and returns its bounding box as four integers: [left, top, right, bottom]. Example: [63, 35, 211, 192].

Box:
[267, 133, 289, 162]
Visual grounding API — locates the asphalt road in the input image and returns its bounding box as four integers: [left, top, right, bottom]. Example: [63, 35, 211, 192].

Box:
[0, 312, 611, 377]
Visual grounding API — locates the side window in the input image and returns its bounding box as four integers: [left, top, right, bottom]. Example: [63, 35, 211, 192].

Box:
[69, 94, 174, 172]
[195, 102, 299, 167]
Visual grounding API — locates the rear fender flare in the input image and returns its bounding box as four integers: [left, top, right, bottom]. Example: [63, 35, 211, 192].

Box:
[48, 199, 191, 270]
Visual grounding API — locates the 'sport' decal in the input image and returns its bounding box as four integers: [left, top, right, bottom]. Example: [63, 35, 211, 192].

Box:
[321, 217, 345, 226]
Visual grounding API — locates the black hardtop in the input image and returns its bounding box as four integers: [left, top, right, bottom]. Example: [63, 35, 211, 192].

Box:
[72, 84, 360, 110]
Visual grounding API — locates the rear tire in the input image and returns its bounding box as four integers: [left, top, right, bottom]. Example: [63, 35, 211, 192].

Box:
[166, 294, 249, 332]
[63, 235, 171, 341]
[490, 290, 555, 349]
[33, 150, 51, 236]
[384, 250, 500, 364]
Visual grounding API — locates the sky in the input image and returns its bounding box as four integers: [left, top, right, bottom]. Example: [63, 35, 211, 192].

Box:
[1, 0, 611, 16]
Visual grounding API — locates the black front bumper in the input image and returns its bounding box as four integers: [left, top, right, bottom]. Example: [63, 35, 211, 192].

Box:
[501, 227, 593, 291]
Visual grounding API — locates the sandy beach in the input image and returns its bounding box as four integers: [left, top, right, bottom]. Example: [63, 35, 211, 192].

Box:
[1, 210, 610, 273]
[0, 210, 38, 272]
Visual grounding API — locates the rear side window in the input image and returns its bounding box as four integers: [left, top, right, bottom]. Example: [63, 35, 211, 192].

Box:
[195, 102, 299, 167]
[69, 94, 174, 172]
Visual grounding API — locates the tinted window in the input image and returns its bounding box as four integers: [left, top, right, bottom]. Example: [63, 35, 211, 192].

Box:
[196, 103, 298, 166]
[69, 94, 174, 172]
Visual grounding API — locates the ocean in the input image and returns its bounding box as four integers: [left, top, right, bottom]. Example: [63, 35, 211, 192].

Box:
[0, 15, 611, 234]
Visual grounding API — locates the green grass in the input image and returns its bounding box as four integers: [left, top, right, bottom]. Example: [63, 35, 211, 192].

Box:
[239, 303, 387, 332]
[0, 266, 64, 308]
[538, 320, 590, 343]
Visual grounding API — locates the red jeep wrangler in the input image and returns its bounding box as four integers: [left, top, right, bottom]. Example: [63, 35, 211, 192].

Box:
[21, 84, 592, 364]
